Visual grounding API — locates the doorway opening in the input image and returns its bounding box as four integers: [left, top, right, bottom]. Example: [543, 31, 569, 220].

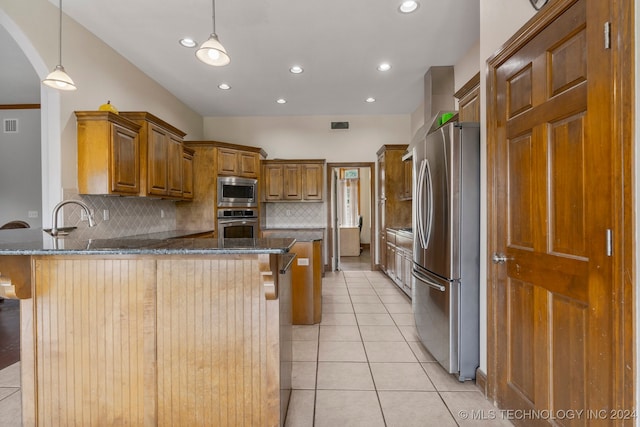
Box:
[326, 162, 375, 272]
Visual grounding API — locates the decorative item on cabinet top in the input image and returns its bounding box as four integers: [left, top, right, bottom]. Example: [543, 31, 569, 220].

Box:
[75, 111, 193, 201]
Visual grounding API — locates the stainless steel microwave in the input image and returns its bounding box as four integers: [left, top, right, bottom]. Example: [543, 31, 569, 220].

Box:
[217, 176, 258, 207]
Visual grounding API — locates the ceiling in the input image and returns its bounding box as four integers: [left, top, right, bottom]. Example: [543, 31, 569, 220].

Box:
[4, 0, 480, 117]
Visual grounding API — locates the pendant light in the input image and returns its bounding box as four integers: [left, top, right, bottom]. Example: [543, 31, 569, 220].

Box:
[42, 0, 77, 91]
[196, 0, 230, 66]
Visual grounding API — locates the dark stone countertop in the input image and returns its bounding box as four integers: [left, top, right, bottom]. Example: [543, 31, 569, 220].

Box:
[0, 228, 294, 256]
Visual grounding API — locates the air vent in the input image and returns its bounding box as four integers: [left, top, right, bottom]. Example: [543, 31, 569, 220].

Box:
[331, 121, 349, 130]
[3, 119, 18, 133]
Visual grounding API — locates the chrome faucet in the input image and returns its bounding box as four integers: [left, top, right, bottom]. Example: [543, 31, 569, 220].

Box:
[50, 200, 96, 236]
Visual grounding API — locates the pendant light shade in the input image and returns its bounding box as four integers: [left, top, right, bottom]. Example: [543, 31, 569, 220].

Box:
[196, 34, 230, 66]
[43, 65, 76, 91]
[196, 0, 230, 66]
[43, 0, 76, 90]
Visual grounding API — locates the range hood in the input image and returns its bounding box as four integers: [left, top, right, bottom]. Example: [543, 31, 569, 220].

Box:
[404, 66, 455, 160]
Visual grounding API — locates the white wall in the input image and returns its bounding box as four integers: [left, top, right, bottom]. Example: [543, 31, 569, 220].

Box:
[0, 0, 204, 229]
[454, 40, 481, 93]
[0, 109, 42, 228]
[478, 0, 535, 375]
[204, 115, 411, 163]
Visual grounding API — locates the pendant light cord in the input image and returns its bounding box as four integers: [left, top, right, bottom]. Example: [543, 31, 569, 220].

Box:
[211, 0, 216, 35]
[58, 0, 63, 65]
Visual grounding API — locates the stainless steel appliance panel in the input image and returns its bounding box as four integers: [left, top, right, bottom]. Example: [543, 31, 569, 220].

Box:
[412, 264, 458, 373]
[217, 176, 258, 207]
[217, 209, 258, 239]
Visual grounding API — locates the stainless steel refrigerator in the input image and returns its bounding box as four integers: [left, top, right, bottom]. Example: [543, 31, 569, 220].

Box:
[411, 119, 480, 381]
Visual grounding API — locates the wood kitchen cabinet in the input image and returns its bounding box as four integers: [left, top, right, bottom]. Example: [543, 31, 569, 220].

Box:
[376, 145, 411, 271]
[262, 160, 325, 202]
[400, 158, 413, 200]
[120, 111, 187, 199]
[76, 111, 142, 196]
[175, 140, 264, 232]
[290, 239, 323, 325]
[455, 72, 480, 122]
[217, 147, 259, 178]
[385, 228, 413, 297]
[181, 147, 195, 200]
[283, 164, 302, 200]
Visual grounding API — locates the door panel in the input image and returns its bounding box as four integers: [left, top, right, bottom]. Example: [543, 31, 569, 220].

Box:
[487, 0, 627, 424]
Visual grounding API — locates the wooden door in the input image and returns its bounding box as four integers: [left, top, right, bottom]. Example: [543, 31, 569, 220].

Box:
[217, 148, 239, 175]
[182, 149, 194, 200]
[302, 163, 323, 200]
[148, 124, 168, 195]
[487, 0, 633, 424]
[167, 134, 183, 198]
[283, 164, 302, 200]
[263, 164, 284, 201]
[110, 122, 139, 194]
[239, 152, 259, 177]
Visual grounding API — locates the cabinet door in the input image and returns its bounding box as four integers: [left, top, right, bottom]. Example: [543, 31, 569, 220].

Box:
[377, 153, 386, 199]
[402, 251, 413, 295]
[167, 135, 183, 198]
[386, 243, 395, 278]
[239, 152, 259, 177]
[182, 150, 194, 200]
[394, 248, 403, 286]
[263, 164, 284, 200]
[283, 164, 302, 200]
[148, 125, 168, 195]
[402, 159, 412, 200]
[217, 148, 238, 175]
[379, 230, 386, 271]
[110, 123, 140, 194]
[459, 85, 480, 122]
[302, 164, 323, 200]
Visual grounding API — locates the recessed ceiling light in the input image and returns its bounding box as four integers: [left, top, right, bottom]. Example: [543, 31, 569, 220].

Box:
[179, 38, 197, 48]
[218, 83, 231, 90]
[366, 97, 376, 103]
[276, 98, 287, 104]
[399, 0, 419, 13]
[290, 65, 304, 74]
[377, 63, 392, 72]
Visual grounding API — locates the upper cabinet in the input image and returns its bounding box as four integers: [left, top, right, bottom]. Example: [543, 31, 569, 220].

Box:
[455, 72, 481, 122]
[181, 147, 195, 200]
[76, 111, 142, 196]
[76, 111, 193, 201]
[262, 160, 325, 202]
[217, 147, 259, 178]
[120, 112, 187, 199]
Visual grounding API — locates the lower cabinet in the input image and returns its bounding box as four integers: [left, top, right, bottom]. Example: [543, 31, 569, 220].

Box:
[290, 240, 323, 324]
[384, 228, 413, 297]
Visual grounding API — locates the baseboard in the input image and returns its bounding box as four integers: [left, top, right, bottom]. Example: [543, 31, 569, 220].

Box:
[475, 368, 487, 396]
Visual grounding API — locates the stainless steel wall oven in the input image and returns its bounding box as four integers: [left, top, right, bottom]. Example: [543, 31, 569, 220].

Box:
[217, 209, 258, 239]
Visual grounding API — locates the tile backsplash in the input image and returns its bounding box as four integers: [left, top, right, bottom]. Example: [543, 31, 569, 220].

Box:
[61, 189, 177, 239]
[264, 202, 326, 228]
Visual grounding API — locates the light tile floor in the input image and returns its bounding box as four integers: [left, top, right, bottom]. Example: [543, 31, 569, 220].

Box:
[0, 269, 514, 427]
[285, 270, 513, 427]
[0, 361, 21, 427]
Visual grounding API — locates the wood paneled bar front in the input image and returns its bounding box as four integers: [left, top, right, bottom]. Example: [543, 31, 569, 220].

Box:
[0, 230, 294, 427]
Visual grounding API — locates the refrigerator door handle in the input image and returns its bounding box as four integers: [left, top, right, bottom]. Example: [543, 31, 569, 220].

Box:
[424, 159, 434, 250]
[412, 267, 446, 292]
[416, 159, 428, 249]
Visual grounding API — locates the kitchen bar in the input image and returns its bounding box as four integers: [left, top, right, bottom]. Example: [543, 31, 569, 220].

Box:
[0, 229, 295, 427]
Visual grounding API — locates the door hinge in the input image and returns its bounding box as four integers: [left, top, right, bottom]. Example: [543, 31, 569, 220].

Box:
[606, 229, 613, 257]
[604, 22, 611, 49]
